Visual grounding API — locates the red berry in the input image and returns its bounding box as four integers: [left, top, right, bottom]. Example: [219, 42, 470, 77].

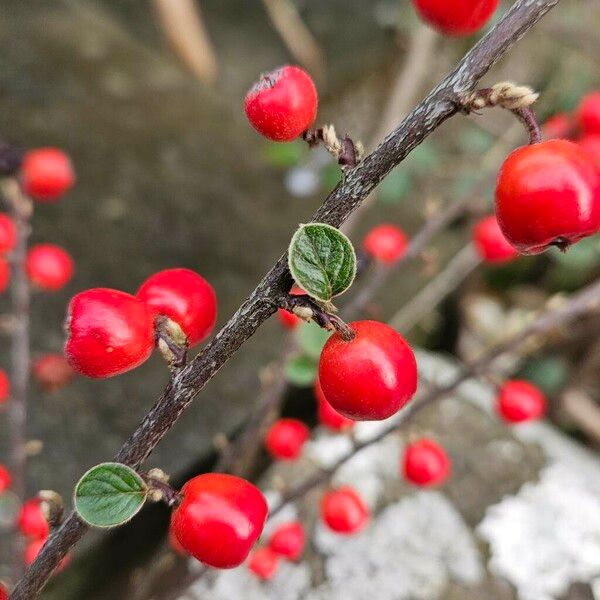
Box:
[248, 547, 279, 580]
[264, 418, 309, 461]
[168, 521, 188, 556]
[269, 521, 305, 561]
[21, 148, 75, 201]
[403, 439, 451, 487]
[245, 66, 318, 142]
[32, 354, 76, 392]
[170, 473, 268, 569]
[18, 498, 49, 539]
[26, 244, 74, 291]
[577, 91, 600, 135]
[277, 308, 302, 330]
[0, 464, 11, 494]
[0, 257, 10, 294]
[315, 380, 354, 432]
[543, 113, 572, 140]
[579, 134, 600, 164]
[136, 268, 217, 347]
[0, 214, 16, 254]
[495, 140, 600, 254]
[411, 0, 499, 36]
[0, 369, 9, 404]
[472, 215, 519, 264]
[496, 380, 546, 423]
[318, 320, 417, 421]
[321, 487, 369, 534]
[363, 224, 409, 265]
[0, 583, 7, 600]
[24, 537, 71, 571]
[65, 288, 154, 378]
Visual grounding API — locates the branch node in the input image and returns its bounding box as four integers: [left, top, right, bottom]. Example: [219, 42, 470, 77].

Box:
[303, 124, 362, 169]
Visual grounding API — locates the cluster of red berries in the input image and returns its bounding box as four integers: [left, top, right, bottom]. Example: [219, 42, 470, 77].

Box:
[65, 267, 217, 378]
[411, 0, 500, 36]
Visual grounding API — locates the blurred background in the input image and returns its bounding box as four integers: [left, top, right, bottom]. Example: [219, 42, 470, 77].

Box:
[0, 1, 598, 598]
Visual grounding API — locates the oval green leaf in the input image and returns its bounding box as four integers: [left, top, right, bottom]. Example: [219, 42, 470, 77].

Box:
[288, 223, 357, 302]
[74, 462, 148, 528]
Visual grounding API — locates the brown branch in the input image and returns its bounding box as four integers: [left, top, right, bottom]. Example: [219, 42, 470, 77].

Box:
[10, 1, 562, 597]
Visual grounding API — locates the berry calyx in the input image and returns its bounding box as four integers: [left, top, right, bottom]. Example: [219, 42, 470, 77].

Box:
[245, 66, 318, 142]
[0, 369, 9, 404]
[264, 418, 309, 461]
[403, 439, 451, 487]
[136, 268, 217, 347]
[577, 91, 600, 135]
[0, 464, 11, 493]
[495, 140, 600, 254]
[579, 134, 600, 164]
[0, 257, 10, 294]
[170, 473, 268, 569]
[496, 379, 546, 423]
[411, 0, 499, 36]
[321, 486, 369, 534]
[543, 113, 572, 140]
[65, 288, 154, 378]
[318, 320, 418, 421]
[20, 148, 75, 201]
[0, 214, 16, 255]
[32, 354, 76, 392]
[26, 244, 74, 291]
[363, 224, 408, 265]
[248, 547, 279, 581]
[269, 521, 305, 561]
[18, 498, 49, 539]
[315, 380, 355, 432]
[472, 215, 519, 263]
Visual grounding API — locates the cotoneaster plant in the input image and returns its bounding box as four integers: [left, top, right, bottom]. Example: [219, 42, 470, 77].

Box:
[321, 486, 369, 535]
[0, 213, 16, 254]
[0, 257, 10, 294]
[26, 244, 74, 291]
[363, 224, 409, 265]
[411, 0, 499, 36]
[496, 379, 546, 423]
[20, 147, 75, 201]
[0, 464, 11, 494]
[577, 91, 600, 135]
[315, 379, 355, 432]
[264, 418, 310, 461]
[473, 214, 519, 263]
[248, 547, 279, 581]
[402, 439, 451, 487]
[0, 368, 9, 404]
[18, 499, 49, 540]
[268, 521, 305, 561]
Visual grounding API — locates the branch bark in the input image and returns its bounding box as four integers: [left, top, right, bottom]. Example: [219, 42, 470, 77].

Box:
[10, 1, 561, 597]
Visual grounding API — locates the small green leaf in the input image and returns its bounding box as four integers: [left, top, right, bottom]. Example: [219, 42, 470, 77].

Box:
[285, 354, 318, 387]
[296, 320, 331, 360]
[74, 463, 148, 528]
[288, 223, 357, 302]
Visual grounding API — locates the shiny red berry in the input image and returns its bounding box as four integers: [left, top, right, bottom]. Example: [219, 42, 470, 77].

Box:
[248, 547, 279, 580]
[411, 0, 499, 36]
[543, 113, 572, 140]
[32, 354, 76, 392]
[0, 464, 11, 494]
[496, 380, 546, 423]
[269, 521, 305, 561]
[318, 320, 417, 421]
[245, 66, 318, 142]
[26, 244, 74, 291]
[171, 473, 268, 569]
[403, 439, 451, 487]
[495, 140, 600, 254]
[577, 91, 600, 135]
[264, 418, 309, 461]
[0, 257, 10, 294]
[0, 214, 16, 255]
[579, 134, 600, 164]
[321, 487, 369, 534]
[18, 498, 49, 539]
[363, 224, 408, 265]
[168, 521, 188, 556]
[65, 288, 154, 378]
[473, 215, 519, 264]
[0, 582, 7, 600]
[315, 380, 354, 432]
[21, 148, 75, 201]
[0, 369, 9, 404]
[136, 268, 217, 347]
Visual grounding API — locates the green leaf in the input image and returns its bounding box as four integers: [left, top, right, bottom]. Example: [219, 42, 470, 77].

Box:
[288, 223, 357, 302]
[74, 463, 148, 528]
[296, 320, 331, 360]
[285, 354, 318, 387]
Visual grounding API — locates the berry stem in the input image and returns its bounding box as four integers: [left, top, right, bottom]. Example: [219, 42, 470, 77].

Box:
[141, 473, 181, 508]
[155, 316, 188, 370]
[511, 106, 542, 144]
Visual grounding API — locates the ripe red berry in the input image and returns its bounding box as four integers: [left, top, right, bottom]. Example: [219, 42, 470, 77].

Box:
[0, 369, 9, 404]
[0, 214, 16, 255]
[248, 547, 279, 580]
[496, 380, 546, 423]
[315, 380, 355, 432]
[0, 464, 11, 494]
[577, 91, 600, 135]
[264, 418, 309, 461]
[0, 583, 7, 600]
[20, 148, 75, 201]
[543, 113, 572, 140]
[579, 134, 600, 164]
[65, 288, 154, 378]
[170, 473, 268, 569]
[363, 224, 409, 265]
[495, 140, 600, 254]
[321, 486, 369, 535]
[403, 439, 451, 487]
[24, 537, 71, 571]
[18, 498, 49, 539]
[472, 215, 519, 264]
[0, 257, 10, 294]
[245, 66, 318, 142]
[26, 244, 74, 291]
[269, 521, 305, 561]
[277, 308, 302, 330]
[318, 320, 417, 421]
[32, 354, 76, 392]
[168, 522, 188, 556]
[411, 0, 499, 36]
[136, 268, 217, 347]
